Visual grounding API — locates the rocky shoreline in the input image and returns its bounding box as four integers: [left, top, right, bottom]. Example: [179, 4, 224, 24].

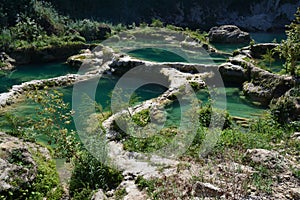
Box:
[0, 25, 299, 199]
[0, 41, 296, 111]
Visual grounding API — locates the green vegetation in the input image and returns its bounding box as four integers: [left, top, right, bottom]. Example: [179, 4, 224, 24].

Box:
[2, 90, 123, 199]
[270, 87, 300, 124]
[114, 188, 127, 199]
[151, 18, 164, 28]
[0, 2, 299, 199]
[132, 109, 151, 127]
[69, 150, 123, 199]
[275, 7, 300, 76]
[29, 149, 63, 200]
[0, 0, 111, 53]
[0, 146, 63, 200]
[122, 104, 232, 154]
[183, 28, 208, 43]
[135, 176, 157, 196]
[261, 49, 275, 69]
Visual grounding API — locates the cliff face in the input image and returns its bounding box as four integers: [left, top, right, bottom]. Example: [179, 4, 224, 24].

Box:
[49, 0, 299, 31]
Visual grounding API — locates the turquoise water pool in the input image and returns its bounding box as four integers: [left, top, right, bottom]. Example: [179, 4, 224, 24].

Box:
[0, 62, 78, 93]
[0, 75, 167, 132]
[127, 48, 228, 64]
[211, 32, 286, 53]
[164, 87, 266, 127]
[1, 32, 284, 132]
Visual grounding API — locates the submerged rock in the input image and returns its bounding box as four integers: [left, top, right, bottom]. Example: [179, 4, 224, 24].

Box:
[208, 25, 251, 44]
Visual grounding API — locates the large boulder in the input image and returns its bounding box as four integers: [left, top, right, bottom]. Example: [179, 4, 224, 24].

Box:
[208, 25, 251, 44]
[270, 88, 300, 123]
[249, 43, 279, 59]
[243, 65, 294, 106]
[0, 132, 61, 199]
[244, 149, 292, 172]
[218, 62, 247, 84]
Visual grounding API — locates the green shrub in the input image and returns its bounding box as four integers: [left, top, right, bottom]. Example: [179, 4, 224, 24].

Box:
[166, 24, 184, 31]
[112, 23, 127, 33]
[132, 109, 150, 127]
[184, 28, 207, 43]
[69, 19, 111, 41]
[150, 18, 164, 28]
[32, 0, 66, 35]
[198, 103, 232, 129]
[215, 113, 287, 153]
[139, 22, 148, 28]
[123, 127, 178, 153]
[0, 28, 12, 51]
[69, 150, 123, 197]
[10, 16, 45, 42]
[135, 176, 156, 193]
[72, 187, 94, 200]
[115, 188, 127, 199]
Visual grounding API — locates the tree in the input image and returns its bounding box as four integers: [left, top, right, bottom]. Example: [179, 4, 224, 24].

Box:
[261, 49, 275, 69]
[276, 7, 300, 76]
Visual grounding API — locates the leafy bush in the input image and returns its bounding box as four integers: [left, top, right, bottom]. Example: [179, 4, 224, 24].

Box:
[216, 113, 287, 153]
[139, 22, 148, 28]
[150, 18, 164, 28]
[10, 16, 45, 42]
[69, 150, 123, 197]
[32, 0, 67, 35]
[0, 28, 12, 51]
[184, 28, 207, 43]
[124, 127, 178, 153]
[198, 103, 232, 129]
[112, 23, 127, 33]
[29, 91, 123, 195]
[274, 7, 300, 76]
[69, 19, 111, 41]
[166, 24, 184, 31]
[132, 109, 150, 127]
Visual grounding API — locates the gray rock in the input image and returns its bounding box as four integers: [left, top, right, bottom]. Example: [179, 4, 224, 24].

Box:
[270, 88, 300, 122]
[241, 63, 293, 106]
[249, 43, 279, 59]
[244, 149, 290, 172]
[292, 132, 300, 142]
[243, 82, 273, 106]
[208, 25, 251, 44]
[218, 62, 247, 83]
[0, 52, 16, 71]
[192, 182, 224, 197]
[0, 132, 52, 194]
[91, 189, 107, 200]
[290, 188, 300, 200]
